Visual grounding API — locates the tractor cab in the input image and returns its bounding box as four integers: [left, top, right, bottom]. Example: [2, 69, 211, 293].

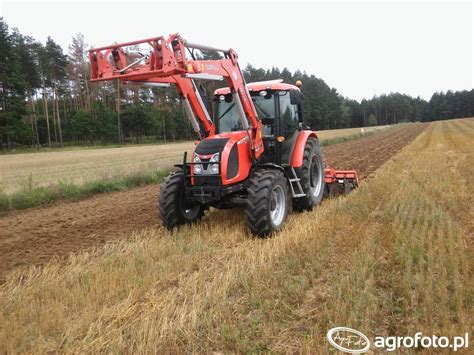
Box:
[214, 80, 304, 165]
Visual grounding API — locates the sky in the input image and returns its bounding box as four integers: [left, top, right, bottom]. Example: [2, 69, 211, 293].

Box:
[0, 0, 472, 101]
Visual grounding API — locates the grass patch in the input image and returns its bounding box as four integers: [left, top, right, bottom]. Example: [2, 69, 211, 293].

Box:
[0, 170, 169, 213]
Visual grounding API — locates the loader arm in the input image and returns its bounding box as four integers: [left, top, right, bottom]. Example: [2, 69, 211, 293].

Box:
[89, 33, 263, 157]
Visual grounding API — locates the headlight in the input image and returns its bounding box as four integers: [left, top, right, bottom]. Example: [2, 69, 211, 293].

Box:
[210, 153, 219, 174]
[193, 153, 202, 174]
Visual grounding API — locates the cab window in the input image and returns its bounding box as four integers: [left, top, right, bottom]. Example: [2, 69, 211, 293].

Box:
[252, 93, 275, 119]
[252, 92, 275, 136]
[279, 91, 298, 136]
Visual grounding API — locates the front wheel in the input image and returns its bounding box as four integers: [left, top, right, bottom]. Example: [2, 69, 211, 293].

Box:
[245, 169, 290, 237]
[158, 171, 204, 230]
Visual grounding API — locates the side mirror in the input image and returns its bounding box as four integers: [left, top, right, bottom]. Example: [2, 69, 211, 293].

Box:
[290, 89, 304, 105]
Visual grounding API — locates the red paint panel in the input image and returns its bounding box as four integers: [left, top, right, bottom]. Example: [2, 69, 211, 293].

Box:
[290, 130, 318, 168]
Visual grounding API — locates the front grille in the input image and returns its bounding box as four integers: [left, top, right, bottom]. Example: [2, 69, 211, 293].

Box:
[193, 138, 228, 186]
[193, 157, 221, 186]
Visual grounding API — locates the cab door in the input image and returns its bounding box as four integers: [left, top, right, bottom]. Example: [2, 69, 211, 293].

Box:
[277, 91, 300, 164]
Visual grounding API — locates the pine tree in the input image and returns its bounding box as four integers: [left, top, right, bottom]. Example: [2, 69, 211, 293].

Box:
[10, 29, 42, 147]
[68, 33, 91, 112]
[42, 37, 68, 146]
[0, 18, 29, 150]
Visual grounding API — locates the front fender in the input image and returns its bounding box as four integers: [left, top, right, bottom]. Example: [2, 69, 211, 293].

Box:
[290, 130, 318, 168]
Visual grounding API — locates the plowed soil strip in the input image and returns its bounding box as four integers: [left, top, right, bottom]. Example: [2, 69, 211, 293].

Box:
[324, 123, 426, 179]
[0, 124, 426, 279]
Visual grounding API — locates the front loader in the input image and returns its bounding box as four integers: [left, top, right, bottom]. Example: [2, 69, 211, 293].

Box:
[89, 33, 359, 236]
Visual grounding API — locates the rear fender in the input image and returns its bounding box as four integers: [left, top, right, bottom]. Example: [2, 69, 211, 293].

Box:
[290, 130, 318, 168]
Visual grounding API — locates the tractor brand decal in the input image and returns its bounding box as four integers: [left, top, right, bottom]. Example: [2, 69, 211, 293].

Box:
[237, 136, 249, 145]
[205, 64, 218, 71]
[238, 88, 248, 103]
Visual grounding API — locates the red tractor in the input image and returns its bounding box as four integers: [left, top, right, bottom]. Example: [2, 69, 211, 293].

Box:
[89, 34, 359, 236]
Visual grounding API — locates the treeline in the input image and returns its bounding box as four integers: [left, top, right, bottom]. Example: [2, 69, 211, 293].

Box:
[1, 18, 473, 150]
[244, 65, 473, 128]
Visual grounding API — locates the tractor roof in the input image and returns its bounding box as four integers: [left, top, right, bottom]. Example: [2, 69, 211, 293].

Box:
[214, 80, 299, 96]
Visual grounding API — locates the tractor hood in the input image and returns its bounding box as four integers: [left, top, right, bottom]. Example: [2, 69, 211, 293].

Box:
[194, 131, 248, 155]
[194, 137, 229, 155]
[193, 131, 252, 185]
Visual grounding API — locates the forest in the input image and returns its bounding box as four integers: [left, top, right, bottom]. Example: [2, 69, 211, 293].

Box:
[1, 17, 473, 150]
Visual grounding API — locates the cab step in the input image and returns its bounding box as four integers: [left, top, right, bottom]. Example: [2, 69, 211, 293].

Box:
[283, 166, 306, 198]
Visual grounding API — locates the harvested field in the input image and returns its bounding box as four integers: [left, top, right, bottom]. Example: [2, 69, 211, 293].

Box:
[0, 142, 195, 194]
[0, 125, 389, 194]
[0, 118, 471, 353]
[0, 123, 425, 280]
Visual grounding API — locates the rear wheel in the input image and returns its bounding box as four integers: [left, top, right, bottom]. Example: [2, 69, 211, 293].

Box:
[245, 170, 290, 237]
[158, 171, 204, 230]
[294, 137, 325, 211]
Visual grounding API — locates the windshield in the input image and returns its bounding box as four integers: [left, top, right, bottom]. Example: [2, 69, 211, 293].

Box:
[216, 98, 242, 133]
[215, 93, 275, 133]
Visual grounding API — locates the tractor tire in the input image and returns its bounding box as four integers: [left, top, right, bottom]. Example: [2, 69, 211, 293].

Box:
[158, 171, 204, 230]
[294, 137, 325, 211]
[245, 169, 290, 237]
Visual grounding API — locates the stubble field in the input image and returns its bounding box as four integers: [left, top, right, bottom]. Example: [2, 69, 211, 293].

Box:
[0, 119, 472, 353]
